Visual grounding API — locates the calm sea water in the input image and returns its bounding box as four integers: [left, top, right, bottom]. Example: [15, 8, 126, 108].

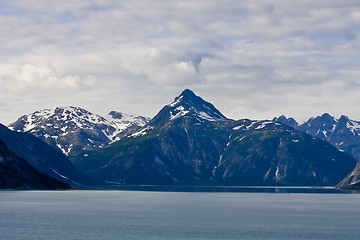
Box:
[1, 190, 360, 240]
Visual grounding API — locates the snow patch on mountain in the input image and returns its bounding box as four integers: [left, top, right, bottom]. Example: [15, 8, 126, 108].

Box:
[106, 111, 150, 141]
[130, 126, 154, 138]
[255, 121, 274, 130]
[169, 106, 190, 120]
[52, 169, 69, 180]
[347, 120, 360, 136]
[169, 96, 183, 107]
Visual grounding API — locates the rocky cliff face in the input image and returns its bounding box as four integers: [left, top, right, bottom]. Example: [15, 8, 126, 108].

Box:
[336, 161, 360, 189]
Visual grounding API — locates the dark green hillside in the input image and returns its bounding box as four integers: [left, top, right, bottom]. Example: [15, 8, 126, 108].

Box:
[74, 116, 229, 185]
[0, 140, 71, 190]
[0, 124, 93, 186]
[213, 123, 356, 186]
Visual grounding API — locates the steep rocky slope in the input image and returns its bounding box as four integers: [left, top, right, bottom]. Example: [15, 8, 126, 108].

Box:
[0, 124, 92, 186]
[0, 139, 71, 190]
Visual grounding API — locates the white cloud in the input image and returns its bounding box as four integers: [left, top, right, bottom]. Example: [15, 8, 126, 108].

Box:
[1, 0, 360, 124]
[0, 64, 94, 94]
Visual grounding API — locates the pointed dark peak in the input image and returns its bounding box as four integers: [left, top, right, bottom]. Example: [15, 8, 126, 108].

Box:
[168, 89, 227, 121]
[304, 113, 336, 125]
[273, 115, 286, 120]
[299, 113, 333, 133]
[319, 113, 335, 121]
[273, 115, 295, 123]
[321, 113, 332, 118]
[150, 89, 228, 127]
[339, 115, 349, 122]
[171, 89, 201, 107]
[272, 115, 298, 129]
[338, 115, 350, 126]
[108, 111, 124, 120]
[309, 113, 337, 127]
[179, 88, 196, 99]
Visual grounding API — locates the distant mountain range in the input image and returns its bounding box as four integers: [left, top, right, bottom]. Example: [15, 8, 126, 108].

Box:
[9, 107, 149, 156]
[274, 114, 360, 188]
[4, 89, 360, 189]
[273, 113, 360, 161]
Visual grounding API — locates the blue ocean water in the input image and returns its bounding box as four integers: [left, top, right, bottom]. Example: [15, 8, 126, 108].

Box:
[0, 190, 359, 240]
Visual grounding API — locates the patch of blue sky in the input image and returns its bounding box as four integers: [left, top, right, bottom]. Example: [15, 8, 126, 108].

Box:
[347, 24, 360, 32]
[346, 24, 360, 39]
[327, 57, 360, 67]
[0, 11, 12, 15]
[344, 57, 360, 65]
[58, 13, 75, 22]
[0, 2, 13, 15]
[222, 36, 239, 44]
[308, 33, 347, 47]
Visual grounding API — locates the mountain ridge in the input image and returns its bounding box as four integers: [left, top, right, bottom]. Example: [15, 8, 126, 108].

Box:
[273, 113, 360, 161]
[73, 90, 356, 186]
[5, 89, 359, 188]
[0, 139, 71, 190]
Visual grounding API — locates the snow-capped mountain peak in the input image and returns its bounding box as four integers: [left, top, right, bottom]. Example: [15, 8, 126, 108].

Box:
[9, 106, 110, 133]
[166, 89, 227, 121]
[9, 107, 150, 156]
[53, 106, 108, 129]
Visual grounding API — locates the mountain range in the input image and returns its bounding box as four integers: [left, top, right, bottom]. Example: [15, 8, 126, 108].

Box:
[72, 90, 356, 186]
[3, 89, 360, 189]
[273, 113, 360, 161]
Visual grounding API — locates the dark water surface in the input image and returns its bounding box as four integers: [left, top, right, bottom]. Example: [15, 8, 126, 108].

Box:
[74, 185, 360, 193]
[1, 190, 359, 240]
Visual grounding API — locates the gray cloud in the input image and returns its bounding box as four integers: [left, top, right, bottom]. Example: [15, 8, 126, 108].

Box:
[1, 0, 360, 124]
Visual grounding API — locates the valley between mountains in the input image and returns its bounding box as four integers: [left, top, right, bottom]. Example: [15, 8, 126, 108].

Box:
[1, 89, 360, 189]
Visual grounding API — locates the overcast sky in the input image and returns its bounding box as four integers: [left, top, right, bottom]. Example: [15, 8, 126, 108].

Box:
[1, 0, 360, 124]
